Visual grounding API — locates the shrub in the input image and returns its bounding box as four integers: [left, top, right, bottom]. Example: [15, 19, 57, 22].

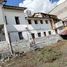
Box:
[37, 46, 62, 63]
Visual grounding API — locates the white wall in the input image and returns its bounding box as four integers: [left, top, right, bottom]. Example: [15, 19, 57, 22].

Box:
[3, 8, 56, 42]
[3, 9, 27, 25]
[3, 9, 28, 42]
[27, 20, 52, 30]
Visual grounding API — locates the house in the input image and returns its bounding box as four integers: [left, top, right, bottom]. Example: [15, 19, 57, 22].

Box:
[0, 0, 60, 44]
[0, 0, 63, 56]
[49, 0, 67, 39]
[0, 3, 59, 43]
[25, 13, 58, 40]
[55, 20, 67, 39]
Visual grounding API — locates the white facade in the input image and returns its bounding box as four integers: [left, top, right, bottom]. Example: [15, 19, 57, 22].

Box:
[25, 13, 57, 40]
[0, 4, 58, 43]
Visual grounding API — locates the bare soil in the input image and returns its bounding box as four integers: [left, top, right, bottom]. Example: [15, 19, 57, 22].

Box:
[1, 40, 67, 67]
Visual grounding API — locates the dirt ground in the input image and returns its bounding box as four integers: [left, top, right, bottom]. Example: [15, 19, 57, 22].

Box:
[1, 40, 67, 67]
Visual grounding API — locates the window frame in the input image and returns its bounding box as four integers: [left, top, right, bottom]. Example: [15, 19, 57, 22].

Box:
[28, 20, 32, 24]
[45, 20, 48, 24]
[44, 32, 46, 36]
[40, 20, 43, 24]
[18, 32, 24, 40]
[15, 16, 20, 24]
[38, 32, 41, 37]
[34, 20, 38, 24]
[31, 33, 35, 39]
[48, 31, 51, 35]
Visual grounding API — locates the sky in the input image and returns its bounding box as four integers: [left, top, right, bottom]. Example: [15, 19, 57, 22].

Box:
[6, 0, 66, 13]
[6, 0, 22, 6]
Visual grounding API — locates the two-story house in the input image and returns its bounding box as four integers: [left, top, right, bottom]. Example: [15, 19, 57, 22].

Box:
[0, 0, 60, 44]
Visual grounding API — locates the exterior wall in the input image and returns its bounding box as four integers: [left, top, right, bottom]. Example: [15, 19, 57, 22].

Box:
[3, 9, 28, 42]
[26, 29, 56, 38]
[11, 34, 62, 53]
[27, 20, 52, 30]
[2, 8, 57, 43]
[3, 9, 27, 25]
[26, 18, 56, 39]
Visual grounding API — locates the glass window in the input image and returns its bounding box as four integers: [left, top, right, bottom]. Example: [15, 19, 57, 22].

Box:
[15, 16, 20, 24]
[28, 20, 31, 24]
[40, 20, 43, 24]
[34, 20, 38, 24]
[18, 32, 23, 40]
[48, 31, 51, 35]
[38, 32, 41, 37]
[45, 20, 48, 24]
[44, 32, 46, 36]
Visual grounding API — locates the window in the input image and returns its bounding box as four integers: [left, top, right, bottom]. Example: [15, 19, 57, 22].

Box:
[31, 33, 35, 39]
[5, 16, 8, 24]
[44, 32, 46, 36]
[28, 20, 31, 24]
[50, 19, 52, 22]
[40, 20, 43, 24]
[55, 29, 58, 34]
[45, 20, 48, 24]
[38, 32, 41, 37]
[15, 16, 20, 24]
[48, 31, 51, 35]
[34, 20, 38, 24]
[18, 32, 23, 40]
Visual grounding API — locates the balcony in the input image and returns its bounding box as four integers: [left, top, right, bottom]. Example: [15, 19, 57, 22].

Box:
[55, 21, 64, 28]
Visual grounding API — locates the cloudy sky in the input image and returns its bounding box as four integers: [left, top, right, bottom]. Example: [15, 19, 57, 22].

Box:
[6, 0, 66, 13]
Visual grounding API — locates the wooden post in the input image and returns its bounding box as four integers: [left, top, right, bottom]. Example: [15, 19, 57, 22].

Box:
[50, 19, 55, 29]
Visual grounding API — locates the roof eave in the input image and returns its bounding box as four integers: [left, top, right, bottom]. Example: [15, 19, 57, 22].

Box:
[3, 5, 27, 10]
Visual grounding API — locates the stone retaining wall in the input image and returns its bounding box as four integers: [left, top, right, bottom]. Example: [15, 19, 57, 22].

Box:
[12, 40, 30, 53]
[0, 41, 11, 59]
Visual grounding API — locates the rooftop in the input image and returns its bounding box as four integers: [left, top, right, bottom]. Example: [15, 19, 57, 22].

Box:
[3, 5, 27, 10]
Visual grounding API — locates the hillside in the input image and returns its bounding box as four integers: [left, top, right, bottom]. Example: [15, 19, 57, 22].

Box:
[1, 40, 67, 67]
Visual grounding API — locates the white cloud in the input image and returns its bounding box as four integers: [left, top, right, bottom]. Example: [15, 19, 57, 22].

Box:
[19, 0, 66, 13]
[57, 0, 66, 5]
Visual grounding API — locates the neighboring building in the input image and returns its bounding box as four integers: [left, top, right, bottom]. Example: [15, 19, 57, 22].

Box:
[49, 0, 67, 38]
[25, 13, 58, 40]
[55, 20, 67, 34]
[49, 0, 67, 21]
